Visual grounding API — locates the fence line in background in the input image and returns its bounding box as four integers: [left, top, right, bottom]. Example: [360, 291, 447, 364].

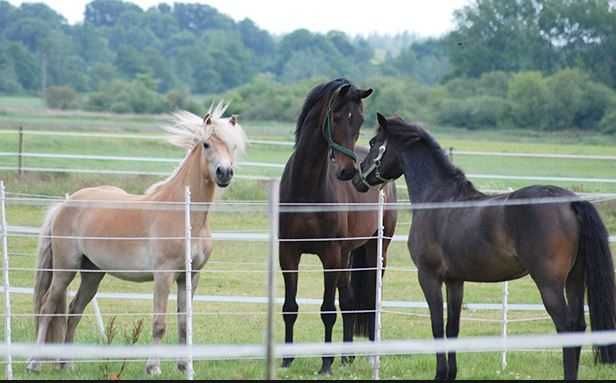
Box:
[3, 151, 616, 185]
[1, 129, 615, 162]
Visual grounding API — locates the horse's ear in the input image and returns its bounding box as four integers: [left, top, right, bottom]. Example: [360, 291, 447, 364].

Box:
[358, 88, 373, 99]
[203, 113, 212, 125]
[377, 112, 387, 129]
[338, 83, 352, 97]
[230, 114, 239, 126]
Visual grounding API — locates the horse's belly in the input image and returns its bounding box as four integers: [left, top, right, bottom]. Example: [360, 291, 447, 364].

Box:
[443, 243, 527, 282]
[82, 242, 157, 282]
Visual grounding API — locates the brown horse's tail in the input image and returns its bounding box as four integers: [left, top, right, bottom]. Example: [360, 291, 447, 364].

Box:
[350, 245, 377, 338]
[33, 204, 66, 343]
[573, 201, 616, 363]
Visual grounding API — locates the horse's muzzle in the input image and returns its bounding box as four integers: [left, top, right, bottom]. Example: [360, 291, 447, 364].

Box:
[351, 172, 370, 193]
[215, 166, 234, 188]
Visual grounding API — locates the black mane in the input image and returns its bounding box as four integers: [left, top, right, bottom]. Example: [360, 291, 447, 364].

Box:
[294, 78, 351, 145]
[387, 118, 484, 199]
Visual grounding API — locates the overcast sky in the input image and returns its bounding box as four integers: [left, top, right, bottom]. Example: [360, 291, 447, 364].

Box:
[8, 0, 470, 37]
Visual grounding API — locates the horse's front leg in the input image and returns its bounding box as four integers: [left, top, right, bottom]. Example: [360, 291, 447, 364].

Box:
[319, 246, 341, 375]
[145, 271, 175, 375]
[337, 253, 354, 366]
[177, 272, 200, 373]
[418, 270, 446, 380]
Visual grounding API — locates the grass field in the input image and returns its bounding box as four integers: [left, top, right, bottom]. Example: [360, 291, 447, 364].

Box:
[1, 96, 616, 379]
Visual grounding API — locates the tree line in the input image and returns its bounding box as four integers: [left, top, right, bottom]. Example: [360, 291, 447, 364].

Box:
[1, 0, 616, 133]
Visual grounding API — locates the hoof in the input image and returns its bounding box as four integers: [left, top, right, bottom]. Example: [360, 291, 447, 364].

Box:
[177, 360, 190, 372]
[281, 358, 294, 368]
[341, 355, 355, 366]
[318, 366, 332, 376]
[145, 364, 162, 376]
[58, 361, 75, 371]
[26, 359, 41, 373]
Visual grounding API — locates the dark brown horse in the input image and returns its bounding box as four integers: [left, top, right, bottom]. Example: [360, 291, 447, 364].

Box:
[279, 79, 397, 374]
[352, 113, 616, 380]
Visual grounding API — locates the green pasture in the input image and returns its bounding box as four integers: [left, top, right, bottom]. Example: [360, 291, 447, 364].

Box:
[1, 96, 616, 379]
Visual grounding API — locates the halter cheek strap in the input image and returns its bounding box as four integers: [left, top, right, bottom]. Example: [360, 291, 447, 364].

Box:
[358, 139, 393, 188]
[322, 86, 358, 163]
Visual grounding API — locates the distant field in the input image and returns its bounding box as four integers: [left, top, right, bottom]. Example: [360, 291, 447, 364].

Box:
[1, 96, 616, 379]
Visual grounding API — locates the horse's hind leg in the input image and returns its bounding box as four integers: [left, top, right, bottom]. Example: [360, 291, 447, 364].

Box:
[61, 258, 105, 369]
[534, 279, 574, 379]
[27, 269, 77, 372]
[145, 271, 175, 376]
[565, 254, 586, 378]
[280, 245, 300, 368]
[445, 280, 464, 380]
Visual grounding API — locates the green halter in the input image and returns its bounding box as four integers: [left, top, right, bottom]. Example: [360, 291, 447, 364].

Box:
[321, 86, 357, 162]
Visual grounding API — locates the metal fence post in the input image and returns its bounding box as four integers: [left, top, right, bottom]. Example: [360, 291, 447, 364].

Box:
[265, 179, 279, 380]
[184, 186, 194, 380]
[501, 280, 509, 370]
[372, 189, 385, 380]
[1, 181, 13, 379]
[17, 127, 23, 177]
[448, 147, 454, 163]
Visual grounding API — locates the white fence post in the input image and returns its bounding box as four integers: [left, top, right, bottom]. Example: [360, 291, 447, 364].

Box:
[501, 280, 509, 370]
[372, 189, 385, 380]
[184, 186, 194, 380]
[265, 180, 279, 380]
[1, 181, 13, 379]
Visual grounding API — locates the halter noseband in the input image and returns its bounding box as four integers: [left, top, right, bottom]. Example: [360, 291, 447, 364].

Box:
[357, 139, 394, 188]
[322, 85, 357, 163]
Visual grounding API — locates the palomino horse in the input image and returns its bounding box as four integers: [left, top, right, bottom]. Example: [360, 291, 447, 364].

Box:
[353, 113, 616, 380]
[27, 102, 246, 375]
[279, 79, 397, 374]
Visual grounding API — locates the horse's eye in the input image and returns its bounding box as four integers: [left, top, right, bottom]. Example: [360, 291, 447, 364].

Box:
[347, 112, 352, 120]
[369, 139, 375, 147]
[203, 142, 210, 149]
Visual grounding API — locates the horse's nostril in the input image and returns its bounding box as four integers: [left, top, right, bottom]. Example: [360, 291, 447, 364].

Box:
[229, 168, 234, 177]
[216, 167, 223, 177]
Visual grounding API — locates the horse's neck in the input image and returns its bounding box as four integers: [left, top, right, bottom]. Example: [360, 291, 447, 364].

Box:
[399, 147, 457, 203]
[289, 125, 331, 199]
[149, 146, 214, 228]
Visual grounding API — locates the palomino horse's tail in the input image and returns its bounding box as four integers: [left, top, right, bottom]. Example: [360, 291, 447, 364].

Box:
[572, 201, 616, 363]
[33, 203, 66, 343]
[350, 245, 376, 338]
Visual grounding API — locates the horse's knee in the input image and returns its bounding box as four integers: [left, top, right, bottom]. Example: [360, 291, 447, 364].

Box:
[283, 301, 299, 324]
[568, 317, 586, 332]
[320, 304, 337, 327]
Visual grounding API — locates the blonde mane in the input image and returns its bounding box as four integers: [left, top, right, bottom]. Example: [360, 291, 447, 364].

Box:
[145, 101, 247, 194]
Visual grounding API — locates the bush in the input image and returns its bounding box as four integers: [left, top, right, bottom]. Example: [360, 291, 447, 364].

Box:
[507, 71, 549, 129]
[85, 74, 172, 114]
[437, 96, 511, 129]
[600, 111, 616, 135]
[45, 85, 80, 110]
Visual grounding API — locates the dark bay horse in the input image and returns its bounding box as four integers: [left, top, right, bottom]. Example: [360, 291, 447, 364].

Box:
[279, 79, 397, 374]
[352, 113, 616, 380]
